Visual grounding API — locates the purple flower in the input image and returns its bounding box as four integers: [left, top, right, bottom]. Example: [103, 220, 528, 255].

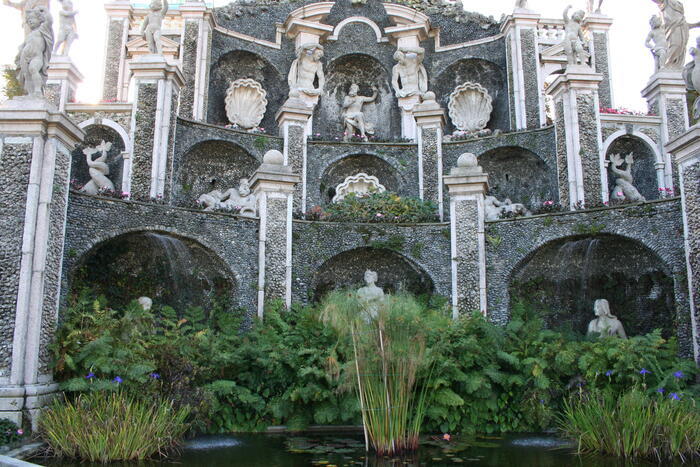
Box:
[150, 372, 161, 379]
[673, 371, 684, 379]
[657, 387, 665, 394]
[113, 376, 123, 384]
[640, 368, 651, 375]
[605, 370, 613, 377]
[85, 372, 95, 379]
[669, 392, 681, 401]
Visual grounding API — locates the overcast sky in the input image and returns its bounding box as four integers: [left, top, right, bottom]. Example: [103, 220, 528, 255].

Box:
[1, 0, 699, 109]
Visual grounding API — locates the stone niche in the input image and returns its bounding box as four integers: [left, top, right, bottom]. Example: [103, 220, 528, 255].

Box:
[69, 231, 235, 314]
[71, 125, 125, 193]
[320, 154, 400, 204]
[605, 135, 659, 201]
[312, 247, 434, 302]
[173, 140, 260, 206]
[509, 234, 677, 337]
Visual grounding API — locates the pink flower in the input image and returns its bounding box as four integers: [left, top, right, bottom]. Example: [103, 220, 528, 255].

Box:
[616, 192, 623, 197]
[376, 213, 384, 217]
[17, 429, 24, 435]
[543, 200, 554, 206]
[442, 433, 451, 441]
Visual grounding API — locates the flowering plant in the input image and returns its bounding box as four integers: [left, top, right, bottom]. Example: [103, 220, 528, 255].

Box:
[600, 107, 656, 117]
[0, 418, 24, 447]
[299, 192, 438, 224]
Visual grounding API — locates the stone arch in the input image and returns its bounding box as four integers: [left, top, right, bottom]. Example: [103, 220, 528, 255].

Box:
[68, 228, 239, 314]
[312, 247, 435, 302]
[508, 234, 677, 337]
[602, 131, 664, 200]
[328, 16, 386, 42]
[316, 53, 399, 139]
[320, 153, 403, 204]
[78, 118, 131, 151]
[478, 146, 557, 206]
[207, 50, 285, 131]
[173, 140, 259, 205]
[71, 122, 128, 193]
[433, 58, 507, 133]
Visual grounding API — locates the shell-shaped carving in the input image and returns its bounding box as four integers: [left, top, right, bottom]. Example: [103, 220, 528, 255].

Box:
[225, 79, 268, 130]
[333, 173, 386, 203]
[448, 82, 493, 132]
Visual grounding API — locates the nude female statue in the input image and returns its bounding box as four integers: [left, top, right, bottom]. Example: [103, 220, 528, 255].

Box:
[587, 299, 627, 338]
[357, 270, 384, 320]
[15, 6, 53, 97]
[141, 0, 169, 55]
[342, 83, 377, 142]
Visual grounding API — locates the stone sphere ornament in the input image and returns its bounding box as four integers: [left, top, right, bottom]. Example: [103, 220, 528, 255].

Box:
[263, 149, 284, 165]
[457, 152, 478, 168]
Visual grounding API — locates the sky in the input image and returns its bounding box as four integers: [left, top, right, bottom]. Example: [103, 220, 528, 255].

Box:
[1, 0, 699, 110]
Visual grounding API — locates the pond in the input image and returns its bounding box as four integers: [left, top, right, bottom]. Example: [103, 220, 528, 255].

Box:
[39, 432, 695, 466]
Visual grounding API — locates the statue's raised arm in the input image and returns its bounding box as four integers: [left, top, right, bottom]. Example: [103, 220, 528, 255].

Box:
[161, 0, 168, 15]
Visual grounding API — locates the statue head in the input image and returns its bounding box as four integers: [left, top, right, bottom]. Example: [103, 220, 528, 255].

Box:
[572, 10, 585, 22]
[349, 83, 359, 96]
[364, 270, 378, 285]
[393, 50, 405, 64]
[593, 299, 613, 318]
[650, 14, 662, 28]
[239, 178, 251, 197]
[298, 43, 324, 61]
[150, 0, 162, 11]
[25, 8, 45, 30]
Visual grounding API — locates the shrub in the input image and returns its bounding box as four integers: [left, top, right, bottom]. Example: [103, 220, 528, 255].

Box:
[0, 419, 24, 447]
[306, 192, 439, 223]
[39, 391, 189, 462]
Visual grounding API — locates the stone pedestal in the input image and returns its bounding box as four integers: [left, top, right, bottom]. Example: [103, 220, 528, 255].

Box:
[250, 151, 301, 318]
[666, 125, 700, 366]
[549, 65, 605, 208]
[443, 154, 489, 318]
[414, 98, 446, 220]
[276, 100, 313, 213]
[642, 70, 690, 193]
[47, 56, 83, 113]
[501, 9, 542, 129]
[180, 2, 214, 120]
[102, 0, 132, 102]
[0, 98, 84, 427]
[129, 55, 184, 200]
[585, 13, 614, 109]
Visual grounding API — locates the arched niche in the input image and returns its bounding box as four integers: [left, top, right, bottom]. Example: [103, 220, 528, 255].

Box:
[320, 154, 400, 204]
[70, 231, 236, 314]
[479, 146, 557, 206]
[313, 247, 434, 302]
[433, 58, 507, 133]
[605, 135, 659, 201]
[207, 50, 285, 132]
[316, 53, 399, 139]
[509, 234, 676, 337]
[173, 140, 259, 205]
[71, 124, 126, 192]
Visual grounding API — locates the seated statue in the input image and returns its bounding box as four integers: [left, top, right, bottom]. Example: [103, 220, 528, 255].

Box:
[342, 83, 377, 142]
[198, 178, 257, 217]
[587, 299, 627, 338]
[357, 270, 384, 320]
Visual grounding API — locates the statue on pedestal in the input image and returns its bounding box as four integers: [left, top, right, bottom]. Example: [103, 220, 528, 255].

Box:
[514, 0, 528, 9]
[15, 6, 53, 98]
[651, 0, 700, 70]
[342, 83, 377, 142]
[357, 270, 384, 320]
[54, 0, 78, 56]
[2, 0, 49, 36]
[81, 141, 115, 195]
[608, 153, 645, 203]
[197, 178, 258, 217]
[391, 47, 428, 99]
[646, 15, 669, 72]
[288, 43, 325, 98]
[683, 36, 700, 119]
[587, 0, 604, 14]
[141, 0, 169, 55]
[563, 5, 587, 66]
[587, 299, 627, 338]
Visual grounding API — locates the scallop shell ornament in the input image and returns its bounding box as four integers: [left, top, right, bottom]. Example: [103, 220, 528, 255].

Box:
[225, 79, 268, 130]
[448, 82, 493, 132]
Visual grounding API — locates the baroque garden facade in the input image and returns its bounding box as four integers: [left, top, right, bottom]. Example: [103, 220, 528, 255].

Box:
[1, 0, 700, 428]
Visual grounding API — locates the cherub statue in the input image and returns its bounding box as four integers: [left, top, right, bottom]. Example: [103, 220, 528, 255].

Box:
[2, 0, 49, 36]
[563, 5, 587, 66]
[54, 0, 78, 56]
[391, 46, 428, 99]
[197, 178, 257, 217]
[81, 141, 115, 195]
[683, 36, 700, 119]
[342, 83, 377, 142]
[288, 43, 325, 98]
[586, 0, 603, 14]
[141, 0, 169, 55]
[587, 299, 627, 338]
[357, 270, 384, 320]
[652, 0, 700, 70]
[646, 15, 668, 72]
[15, 6, 53, 98]
[608, 153, 645, 202]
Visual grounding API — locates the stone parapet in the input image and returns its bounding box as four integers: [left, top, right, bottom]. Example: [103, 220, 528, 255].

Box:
[47, 56, 83, 113]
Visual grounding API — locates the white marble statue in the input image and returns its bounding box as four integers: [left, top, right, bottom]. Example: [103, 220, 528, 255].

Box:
[288, 43, 325, 98]
[342, 83, 377, 142]
[391, 46, 428, 99]
[137, 296, 153, 311]
[15, 6, 53, 98]
[81, 141, 115, 195]
[141, 0, 169, 55]
[652, 0, 700, 70]
[683, 36, 700, 119]
[2, 0, 49, 36]
[357, 270, 384, 320]
[563, 5, 587, 66]
[54, 0, 78, 56]
[586, 0, 603, 14]
[646, 15, 669, 72]
[485, 196, 531, 221]
[587, 299, 627, 338]
[514, 0, 528, 9]
[198, 178, 257, 217]
[608, 153, 645, 203]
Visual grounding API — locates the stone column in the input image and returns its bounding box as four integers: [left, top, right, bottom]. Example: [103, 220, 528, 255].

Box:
[250, 151, 301, 318]
[666, 125, 700, 366]
[46, 56, 83, 113]
[443, 154, 489, 318]
[549, 65, 605, 208]
[0, 99, 84, 427]
[414, 95, 446, 220]
[180, 2, 213, 120]
[642, 71, 690, 193]
[129, 56, 184, 200]
[585, 14, 614, 109]
[276, 100, 313, 213]
[502, 8, 542, 129]
[102, 0, 132, 102]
